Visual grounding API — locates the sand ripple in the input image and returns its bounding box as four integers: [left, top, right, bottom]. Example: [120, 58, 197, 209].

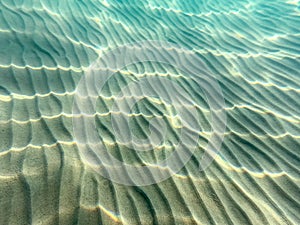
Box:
[0, 0, 300, 224]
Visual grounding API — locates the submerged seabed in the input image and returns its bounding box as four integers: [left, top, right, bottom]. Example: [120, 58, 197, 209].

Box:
[0, 0, 300, 224]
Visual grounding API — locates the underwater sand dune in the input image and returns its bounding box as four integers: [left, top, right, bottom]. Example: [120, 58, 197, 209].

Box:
[0, 0, 300, 224]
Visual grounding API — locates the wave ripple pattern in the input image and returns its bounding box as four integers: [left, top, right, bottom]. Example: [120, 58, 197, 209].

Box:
[0, 0, 299, 225]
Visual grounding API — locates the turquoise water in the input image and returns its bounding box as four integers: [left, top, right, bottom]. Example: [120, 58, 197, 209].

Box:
[0, 0, 300, 224]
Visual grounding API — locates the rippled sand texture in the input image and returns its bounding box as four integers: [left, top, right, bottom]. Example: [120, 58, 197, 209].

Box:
[0, 0, 300, 224]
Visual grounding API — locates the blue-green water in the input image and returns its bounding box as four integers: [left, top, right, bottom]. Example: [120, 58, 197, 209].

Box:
[0, 0, 299, 224]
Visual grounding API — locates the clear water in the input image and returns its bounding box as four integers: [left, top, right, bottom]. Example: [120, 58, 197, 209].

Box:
[0, 0, 299, 224]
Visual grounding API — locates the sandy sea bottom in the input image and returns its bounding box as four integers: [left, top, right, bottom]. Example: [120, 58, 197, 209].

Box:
[0, 0, 300, 224]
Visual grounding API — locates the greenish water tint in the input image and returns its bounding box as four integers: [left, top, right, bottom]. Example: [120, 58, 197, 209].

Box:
[0, 0, 299, 224]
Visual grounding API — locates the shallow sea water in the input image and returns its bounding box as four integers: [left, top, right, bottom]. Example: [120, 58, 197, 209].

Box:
[0, 0, 300, 224]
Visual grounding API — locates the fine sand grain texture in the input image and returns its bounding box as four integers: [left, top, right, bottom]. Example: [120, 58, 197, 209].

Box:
[0, 0, 300, 224]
